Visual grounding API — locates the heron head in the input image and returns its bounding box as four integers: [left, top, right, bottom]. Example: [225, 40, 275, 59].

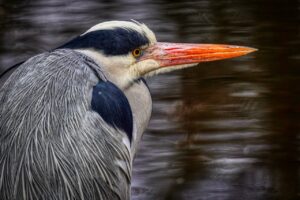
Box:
[61, 21, 256, 88]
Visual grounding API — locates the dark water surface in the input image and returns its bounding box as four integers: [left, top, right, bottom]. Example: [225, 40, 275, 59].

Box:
[1, 0, 300, 199]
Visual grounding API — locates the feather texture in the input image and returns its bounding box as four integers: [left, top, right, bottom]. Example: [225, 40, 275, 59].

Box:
[0, 49, 131, 200]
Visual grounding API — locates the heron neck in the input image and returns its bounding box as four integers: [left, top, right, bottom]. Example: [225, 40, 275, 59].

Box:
[76, 49, 152, 157]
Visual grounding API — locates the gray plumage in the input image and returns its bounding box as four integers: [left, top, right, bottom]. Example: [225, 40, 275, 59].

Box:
[0, 20, 255, 200]
[0, 49, 133, 200]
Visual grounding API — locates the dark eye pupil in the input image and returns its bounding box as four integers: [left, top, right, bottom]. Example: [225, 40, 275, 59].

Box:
[135, 50, 140, 55]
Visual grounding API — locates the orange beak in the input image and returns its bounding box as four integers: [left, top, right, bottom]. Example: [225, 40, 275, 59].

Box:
[140, 42, 257, 67]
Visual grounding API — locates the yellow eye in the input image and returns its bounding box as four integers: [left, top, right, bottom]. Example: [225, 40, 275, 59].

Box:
[132, 48, 142, 57]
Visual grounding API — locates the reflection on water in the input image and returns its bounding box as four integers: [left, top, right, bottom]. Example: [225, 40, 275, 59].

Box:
[1, 0, 300, 199]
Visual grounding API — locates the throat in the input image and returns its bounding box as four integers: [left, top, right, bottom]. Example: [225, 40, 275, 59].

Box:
[123, 79, 152, 156]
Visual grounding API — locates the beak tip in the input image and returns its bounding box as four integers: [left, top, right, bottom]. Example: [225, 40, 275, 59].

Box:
[249, 47, 258, 53]
[243, 46, 258, 54]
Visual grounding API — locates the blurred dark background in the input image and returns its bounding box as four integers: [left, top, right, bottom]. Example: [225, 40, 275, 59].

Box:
[0, 0, 300, 199]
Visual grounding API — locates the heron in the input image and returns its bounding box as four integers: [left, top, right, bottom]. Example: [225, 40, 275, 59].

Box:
[0, 20, 256, 200]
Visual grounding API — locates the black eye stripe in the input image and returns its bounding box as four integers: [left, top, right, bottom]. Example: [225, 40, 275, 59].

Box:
[59, 28, 149, 56]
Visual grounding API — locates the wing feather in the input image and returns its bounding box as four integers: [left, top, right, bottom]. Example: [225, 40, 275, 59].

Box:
[0, 49, 131, 200]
